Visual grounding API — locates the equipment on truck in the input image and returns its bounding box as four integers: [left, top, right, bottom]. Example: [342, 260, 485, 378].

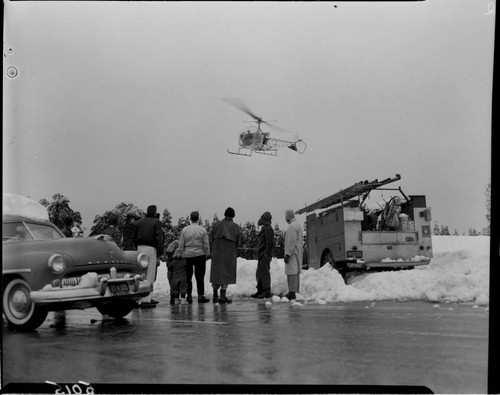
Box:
[223, 97, 307, 157]
[297, 174, 432, 282]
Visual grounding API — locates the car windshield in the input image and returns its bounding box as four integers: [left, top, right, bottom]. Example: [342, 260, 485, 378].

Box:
[3, 222, 63, 242]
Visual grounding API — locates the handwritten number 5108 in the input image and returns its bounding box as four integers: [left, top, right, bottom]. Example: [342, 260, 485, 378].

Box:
[46, 381, 94, 394]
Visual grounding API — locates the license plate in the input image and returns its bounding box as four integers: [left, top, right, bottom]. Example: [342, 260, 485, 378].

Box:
[347, 250, 363, 259]
[108, 282, 130, 295]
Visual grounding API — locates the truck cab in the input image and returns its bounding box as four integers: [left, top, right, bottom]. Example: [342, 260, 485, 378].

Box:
[298, 175, 432, 280]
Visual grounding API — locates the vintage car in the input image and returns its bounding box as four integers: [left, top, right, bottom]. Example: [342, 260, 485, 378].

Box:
[2, 194, 151, 331]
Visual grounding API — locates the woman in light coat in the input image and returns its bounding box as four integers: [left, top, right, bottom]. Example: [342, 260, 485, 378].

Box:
[284, 209, 303, 300]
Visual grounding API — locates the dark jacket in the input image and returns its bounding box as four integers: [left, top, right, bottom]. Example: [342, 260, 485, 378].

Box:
[168, 257, 187, 293]
[102, 226, 123, 249]
[209, 217, 241, 285]
[133, 214, 163, 250]
[168, 257, 187, 277]
[257, 222, 274, 259]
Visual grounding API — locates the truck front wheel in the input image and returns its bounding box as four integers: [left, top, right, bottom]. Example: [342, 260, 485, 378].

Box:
[322, 250, 348, 281]
[321, 250, 335, 268]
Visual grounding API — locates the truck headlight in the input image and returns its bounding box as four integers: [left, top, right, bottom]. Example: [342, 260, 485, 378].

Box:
[48, 254, 66, 274]
[137, 253, 149, 269]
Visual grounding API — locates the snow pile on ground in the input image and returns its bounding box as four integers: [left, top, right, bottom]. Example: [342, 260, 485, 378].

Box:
[153, 236, 489, 306]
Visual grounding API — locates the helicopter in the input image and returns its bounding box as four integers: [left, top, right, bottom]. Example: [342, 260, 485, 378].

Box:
[223, 98, 307, 157]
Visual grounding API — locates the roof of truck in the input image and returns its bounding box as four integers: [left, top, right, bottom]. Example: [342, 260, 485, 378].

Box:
[295, 174, 401, 215]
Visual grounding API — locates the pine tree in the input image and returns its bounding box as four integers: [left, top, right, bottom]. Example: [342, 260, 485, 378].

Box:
[273, 224, 285, 258]
[468, 227, 478, 236]
[440, 225, 450, 236]
[160, 209, 173, 232]
[159, 208, 176, 249]
[207, 214, 220, 251]
[171, 216, 191, 242]
[89, 202, 144, 250]
[484, 181, 491, 236]
[39, 193, 82, 231]
[433, 221, 440, 235]
[239, 221, 258, 259]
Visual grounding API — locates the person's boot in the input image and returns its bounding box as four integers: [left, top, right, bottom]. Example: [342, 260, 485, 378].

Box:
[257, 290, 272, 299]
[186, 295, 193, 304]
[213, 288, 219, 304]
[170, 294, 176, 305]
[284, 292, 296, 300]
[198, 295, 210, 303]
[251, 289, 263, 298]
[219, 289, 232, 304]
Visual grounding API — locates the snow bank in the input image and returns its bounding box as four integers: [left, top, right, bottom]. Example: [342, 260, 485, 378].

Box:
[152, 236, 490, 306]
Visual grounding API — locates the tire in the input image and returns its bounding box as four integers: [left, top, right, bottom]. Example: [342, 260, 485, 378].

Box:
[321, 250, 335, 268]
[321, 250, 348, 282]
[96, 300, 135, 319]
[2, 278, 48, 331]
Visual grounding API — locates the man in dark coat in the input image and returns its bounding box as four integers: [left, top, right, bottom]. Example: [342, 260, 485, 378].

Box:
[61, 216, 75, 238]
[209, 207, 241, 304]
[133, 205, 163, 308]
[102, 212, 123, 248]
[252, 211, 274, 299]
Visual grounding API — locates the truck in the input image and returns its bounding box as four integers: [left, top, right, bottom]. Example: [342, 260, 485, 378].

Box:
[297, 175, 433, 281]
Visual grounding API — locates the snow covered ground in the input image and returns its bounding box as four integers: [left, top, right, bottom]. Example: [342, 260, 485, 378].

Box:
[153, 236, 490, 307]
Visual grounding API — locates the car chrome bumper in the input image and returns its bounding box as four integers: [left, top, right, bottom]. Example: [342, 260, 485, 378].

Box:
[30, 276, 151, 305]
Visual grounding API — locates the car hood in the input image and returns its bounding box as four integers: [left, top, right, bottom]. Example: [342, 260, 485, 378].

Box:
[3, 237, 137, 266]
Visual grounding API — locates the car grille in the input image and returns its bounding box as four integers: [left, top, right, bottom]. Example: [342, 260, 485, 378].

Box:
[61, 272, 131, 287]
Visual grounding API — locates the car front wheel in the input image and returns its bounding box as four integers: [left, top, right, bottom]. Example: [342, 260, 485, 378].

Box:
[3, 278, 48, 331]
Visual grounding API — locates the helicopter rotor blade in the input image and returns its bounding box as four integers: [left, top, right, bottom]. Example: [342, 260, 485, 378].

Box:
[263, 121, 300, 140]
[222, 97, 262, 122]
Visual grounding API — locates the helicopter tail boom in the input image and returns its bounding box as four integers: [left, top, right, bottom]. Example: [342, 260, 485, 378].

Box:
[266, 138, 307, 154]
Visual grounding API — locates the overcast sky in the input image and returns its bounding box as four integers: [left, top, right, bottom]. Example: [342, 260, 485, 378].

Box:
[3, 0, 494, 234]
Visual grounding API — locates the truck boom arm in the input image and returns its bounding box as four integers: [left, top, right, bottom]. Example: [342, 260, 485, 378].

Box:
[296, 174, 401, 215]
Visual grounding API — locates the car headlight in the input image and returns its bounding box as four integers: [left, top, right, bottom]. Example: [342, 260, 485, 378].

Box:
[48, 254, 66, 274]
[137, 253, 149, 269]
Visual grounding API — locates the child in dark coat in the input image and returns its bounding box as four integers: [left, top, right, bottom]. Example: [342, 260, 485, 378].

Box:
[165, 240, 179, 265]
[167, 246, 188, 305]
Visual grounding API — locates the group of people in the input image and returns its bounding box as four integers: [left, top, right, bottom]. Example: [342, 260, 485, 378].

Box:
[62, 204, 304, 308]
[130, 205, 304, 308]
[252, 209, 303, 300]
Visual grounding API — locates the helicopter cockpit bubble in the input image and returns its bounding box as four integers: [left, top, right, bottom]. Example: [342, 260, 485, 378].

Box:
[240, 131, 254, 147]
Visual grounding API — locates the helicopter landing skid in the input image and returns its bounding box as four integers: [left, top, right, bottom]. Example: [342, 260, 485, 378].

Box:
[255, 149, 278, 156]
[227, 148, 252, 157]
[227, 148, 278, 157]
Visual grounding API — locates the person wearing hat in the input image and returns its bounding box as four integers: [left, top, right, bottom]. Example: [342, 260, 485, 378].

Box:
[133, 204, 163, 308]
[283, 209, 303, 300]
[209, 207, 241, 304]
[252, 211, 274, 299]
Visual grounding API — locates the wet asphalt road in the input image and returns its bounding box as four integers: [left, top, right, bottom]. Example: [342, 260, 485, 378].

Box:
[2, 299, 489, 394]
